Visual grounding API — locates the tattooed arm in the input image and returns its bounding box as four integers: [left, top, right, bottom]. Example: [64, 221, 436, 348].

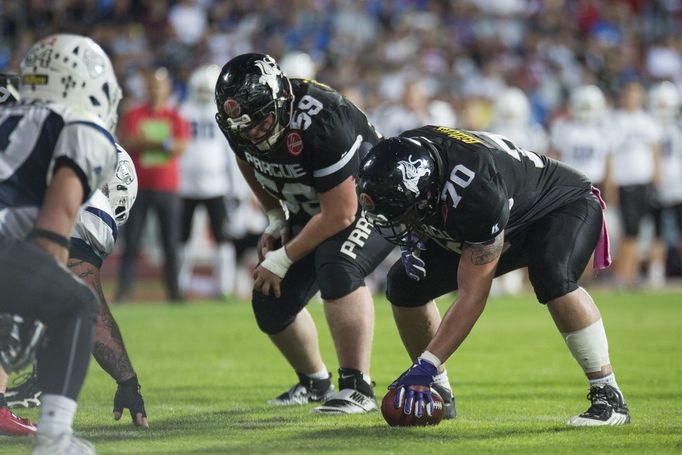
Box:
[424, 232, 504, 363]
[67, 259, 136, 382]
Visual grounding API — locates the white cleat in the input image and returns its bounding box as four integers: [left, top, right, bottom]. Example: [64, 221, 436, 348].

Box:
[567, 384, 630, 426]
[32, 433, 96, 455]
[311, 388, 378, 415]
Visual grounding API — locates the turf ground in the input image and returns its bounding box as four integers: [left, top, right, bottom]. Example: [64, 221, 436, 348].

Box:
[3, 290, 682, 454]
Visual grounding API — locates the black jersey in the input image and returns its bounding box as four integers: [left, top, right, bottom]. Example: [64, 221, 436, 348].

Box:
[400, 126, 592, 252]
[226, 79, 381, 223]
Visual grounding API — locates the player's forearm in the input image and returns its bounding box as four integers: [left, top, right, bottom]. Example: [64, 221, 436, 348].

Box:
[426, 293, 487, 363]
[284, 210, 354, 261]
[67, 258, 136, 382]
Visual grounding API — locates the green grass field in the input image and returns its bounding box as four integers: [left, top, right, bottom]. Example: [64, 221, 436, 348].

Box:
[3, 290, 682, 454]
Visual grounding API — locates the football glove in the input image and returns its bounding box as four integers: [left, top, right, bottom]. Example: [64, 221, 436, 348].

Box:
[113, 375, 148, 427]
[389, 357, 438, 418]
[400, 233, 426, 281]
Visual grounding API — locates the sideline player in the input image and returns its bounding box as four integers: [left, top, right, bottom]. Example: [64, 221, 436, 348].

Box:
[215, 53, 413, 414]
[357, 126, 629, 426]
[0, 34, 121, 453]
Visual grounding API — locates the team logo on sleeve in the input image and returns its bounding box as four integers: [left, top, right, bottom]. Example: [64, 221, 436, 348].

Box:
[224, 98, 241, 118]
[397, 155, 431, 196]
[286, 131, 303, 156]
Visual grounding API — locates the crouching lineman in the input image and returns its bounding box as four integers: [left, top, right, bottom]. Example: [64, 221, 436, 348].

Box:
[0, 34, 121, 454]
[357, 126, 630, 426]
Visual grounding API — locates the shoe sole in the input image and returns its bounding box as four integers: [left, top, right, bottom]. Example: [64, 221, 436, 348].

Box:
[6, 397, 41, 409]
[566, 413, 630, 426]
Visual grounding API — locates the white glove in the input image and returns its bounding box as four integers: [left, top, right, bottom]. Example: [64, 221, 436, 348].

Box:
[264, 208, 287, 239]
[260, 246, 293, 278]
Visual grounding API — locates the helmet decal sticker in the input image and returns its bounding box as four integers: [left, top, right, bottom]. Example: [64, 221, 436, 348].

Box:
[286, 131, 303, 156]
[254, 56, 282, 99]
[224, 98, 241, 118]
[359, 193, 375, 211]
[397, 155, 432, 196]
[116, 160, 135, 185]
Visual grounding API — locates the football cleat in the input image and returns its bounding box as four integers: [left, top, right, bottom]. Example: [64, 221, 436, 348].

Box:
[567, 384, 630, 426]
[432, 383, 457, 419]
[311, 368, 377, 415]
[268, 372, 334, 406]
[0, 406, 36, 436]
[32, 432, 95, 455]
[6, 371, 42, 409]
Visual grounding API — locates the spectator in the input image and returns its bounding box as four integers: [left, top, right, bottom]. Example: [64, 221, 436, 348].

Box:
[116, 66, 189, 302]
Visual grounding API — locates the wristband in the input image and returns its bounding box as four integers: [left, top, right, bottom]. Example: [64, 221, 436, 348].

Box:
[260, 246, 293, 278]
[264, 208, 287, 238]
[27, 228, 70, 249]
[418, 350, 442, 369]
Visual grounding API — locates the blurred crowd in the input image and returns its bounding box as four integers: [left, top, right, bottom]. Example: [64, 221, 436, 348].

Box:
[2, 0, 682, 299]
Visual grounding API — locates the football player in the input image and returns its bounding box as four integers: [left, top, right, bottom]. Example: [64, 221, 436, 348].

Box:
[357, 126, 630, 426]
[214, 54, 459, 415]
[0, 73, 39, 437]
[0, 34, 121, 453]
[648, 81, 682, 287]
[178, 64, 236, 298]
[608, 81, 662, 289]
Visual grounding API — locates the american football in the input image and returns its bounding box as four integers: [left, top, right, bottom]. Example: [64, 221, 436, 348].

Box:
[381, 388, 444, 427]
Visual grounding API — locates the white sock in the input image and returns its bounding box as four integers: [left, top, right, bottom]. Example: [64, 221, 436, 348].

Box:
[434, 370, 452, 390]
[37, 394, 77, 438]
[216, 242, 236, 296]
[178, 244, 193, 292]
[307, 368, 330, 380]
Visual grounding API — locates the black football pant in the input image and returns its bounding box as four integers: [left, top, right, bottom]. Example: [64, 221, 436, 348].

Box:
[0, 239, 99, 400]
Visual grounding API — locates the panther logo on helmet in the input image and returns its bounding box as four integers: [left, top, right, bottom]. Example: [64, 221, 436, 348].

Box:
[397, 155, 432, 196]
[254, 56, 283, 99]
[359, 193, 375, 211]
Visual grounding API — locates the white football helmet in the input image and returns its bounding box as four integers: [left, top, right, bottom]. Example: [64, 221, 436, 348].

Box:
[278, 52, 316, 80]
[494, 87, 530, 126]
[19, 34, 122, 134]
[569, 85, 606, 124]
[103, 145, 137, 226]
[649, 81, 680, 122]
[188, 64, 221, 105]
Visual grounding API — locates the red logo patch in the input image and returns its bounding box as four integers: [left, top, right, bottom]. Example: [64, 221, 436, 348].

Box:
[359, 193, 375, 212]
[286, 131, 303, 156]
[224, 98, 240, 118]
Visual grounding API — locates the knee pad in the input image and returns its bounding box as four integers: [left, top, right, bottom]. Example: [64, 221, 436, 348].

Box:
[252, 294, 297, 335]
[529, 266, 578, 304]
[385, 263, 429, 308]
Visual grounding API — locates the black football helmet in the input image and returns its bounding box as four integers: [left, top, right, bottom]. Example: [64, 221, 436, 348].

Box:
[0, 73, 20, 105]
[357, 136, 444, 245]
[215, 53, 293, 153]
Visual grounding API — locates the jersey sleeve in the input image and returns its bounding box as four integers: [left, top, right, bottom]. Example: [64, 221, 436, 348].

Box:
[310, 105, 363, 192]
[70, 191, 118, 268]
[51, 120, 117, 201]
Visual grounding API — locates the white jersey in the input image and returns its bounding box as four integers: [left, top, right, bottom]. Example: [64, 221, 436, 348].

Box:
[608, 109, 661, 186]
[657, 120, 682, 204]
[0, 101, 117, 240]
[550, 118, 612, 184]
[179, 101, 232, 199]
[70, 190, 118, 267]
[489, 122, 549, 155]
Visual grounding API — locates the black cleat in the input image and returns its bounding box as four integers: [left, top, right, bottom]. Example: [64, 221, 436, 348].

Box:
[6, 371, 41, 409]
[268, 372, 335, 406]
[567, 384, 630, 426]
[311, 368, 377, 415]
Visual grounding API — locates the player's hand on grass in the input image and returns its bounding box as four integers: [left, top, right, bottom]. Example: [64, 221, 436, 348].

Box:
[389, 358, 438, 418]
[113, 376, 148, 428]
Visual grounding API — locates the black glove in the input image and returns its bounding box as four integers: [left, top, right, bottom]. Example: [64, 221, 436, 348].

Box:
[113, 375, 148, 428]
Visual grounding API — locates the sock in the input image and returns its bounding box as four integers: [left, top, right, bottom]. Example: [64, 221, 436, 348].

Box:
[216, 243, 236, 296]
[434, 370, 451, 389]
[307, 368, 330, 380]
[37, 394, 77, 438]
